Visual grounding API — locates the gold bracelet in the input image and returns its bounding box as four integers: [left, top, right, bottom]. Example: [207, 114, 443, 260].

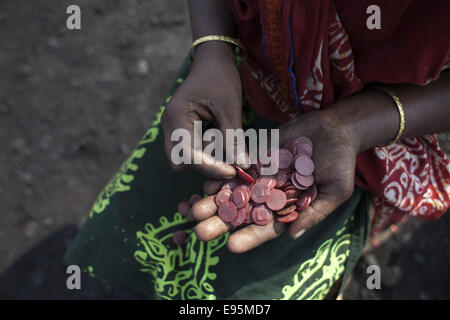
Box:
[189, 35, 245, 61]
[372, 86, 405, 146]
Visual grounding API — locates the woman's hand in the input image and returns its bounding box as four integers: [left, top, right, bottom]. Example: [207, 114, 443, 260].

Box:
[191, 105, 360, 252]
[277, 108, 358, 239]
[162, 42, 248, 178]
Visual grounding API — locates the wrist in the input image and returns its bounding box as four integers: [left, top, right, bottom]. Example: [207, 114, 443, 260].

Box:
[324, 89, 400, 154]
[192, 41, 236, 65]
[321, 107, 362, 154]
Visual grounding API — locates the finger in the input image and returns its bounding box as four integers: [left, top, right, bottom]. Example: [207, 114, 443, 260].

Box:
[203, 179, 224, 195]
[165, 127, 236, 179]
[195, 215, 232, 241]
[197, 137, 237, 179]
[288, 187, 344, 239]
[219, 120, 251, 170]
[191, 149, 237, 179]
[226, 220, 286, 253]
[189, 105, 238, 177]
[168, 125, 236, 178]
[191, 195, 218, 221]
[162, 104, 237, 178]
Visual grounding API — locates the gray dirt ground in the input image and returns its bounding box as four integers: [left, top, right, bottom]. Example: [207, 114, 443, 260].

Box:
[0, 1, 449, 299]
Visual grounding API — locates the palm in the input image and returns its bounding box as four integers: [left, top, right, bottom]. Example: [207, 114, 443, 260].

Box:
[310, 130, 356, 202]
[278, 111, 358, 237]
[192, 110, 359, 252]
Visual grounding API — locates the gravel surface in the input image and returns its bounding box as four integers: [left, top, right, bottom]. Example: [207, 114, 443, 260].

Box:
[0, 0, 448, 299]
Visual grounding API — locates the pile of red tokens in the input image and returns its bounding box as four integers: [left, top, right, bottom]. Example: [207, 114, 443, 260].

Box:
[215, 136, 317, 227]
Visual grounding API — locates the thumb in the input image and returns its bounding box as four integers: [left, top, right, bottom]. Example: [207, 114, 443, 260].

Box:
[162, 107, 236, 179]
[219, 115, 251, 170]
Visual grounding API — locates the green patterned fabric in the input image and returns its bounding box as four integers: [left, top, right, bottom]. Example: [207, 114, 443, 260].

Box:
[64, 57, 371, 300]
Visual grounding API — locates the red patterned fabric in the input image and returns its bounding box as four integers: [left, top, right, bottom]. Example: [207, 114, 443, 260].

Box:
[227, 0, 450, 234]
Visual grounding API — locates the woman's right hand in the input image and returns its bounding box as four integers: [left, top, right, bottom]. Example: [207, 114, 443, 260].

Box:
[162, 42, 248, 179]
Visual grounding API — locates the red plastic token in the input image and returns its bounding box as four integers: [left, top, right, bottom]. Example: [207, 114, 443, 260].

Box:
[189, 194, 202, 206]
[294, 136, 313, 149]
[250, 183, 271, 203]
[294, 172, 315, 188]
[284, 140, 297, 156]
[251, 205, 273, 226]
[285, 189, 300, 199]
[244, 202, 252, 215]
[291, 172, 308, 190]
[231, 208, 246, 227]
[296, 143, 313, 158]
[231, 185, 250, 209]
[266, 189, 287, 211]
[277, 210, 299, 223]
[215, 189, 232, 207]
[256, 176, 276, 189]
[281, 182, 295, 191]
[274, 170, 288, 187]
[296, 193, 312, 212]
[233, 164, 255, 184]
[172, 231, 188, 246]
[259, 149, 280, 174]
[285, 198, 298, 206]
[177, 201, 190, 217]
[294, 154, 315, 176]
[278, 148, 293, 169]
[218, 202, 238, 222]
[276, 204, 297, 216]
[244, 203, 253, 224]
[307, 185, 318, 202]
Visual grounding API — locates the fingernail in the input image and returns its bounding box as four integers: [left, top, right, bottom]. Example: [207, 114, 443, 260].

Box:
[293, 229, 306, 239]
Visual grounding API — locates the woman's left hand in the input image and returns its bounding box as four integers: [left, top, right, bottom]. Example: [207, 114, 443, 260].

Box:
[275, 108, 358, 240]
[190, 105, 361, 253]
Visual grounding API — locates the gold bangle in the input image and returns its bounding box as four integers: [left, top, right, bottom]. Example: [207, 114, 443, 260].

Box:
[372, 86, 405, 146]
[189, 35, 245, 61]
